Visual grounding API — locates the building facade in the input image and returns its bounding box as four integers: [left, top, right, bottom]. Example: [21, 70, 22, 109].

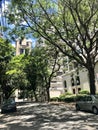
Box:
[50, 56, 98, 97]
[16, 38, 32, 55]
[62, 62, 98, 94]
[36, 37, 98, 97]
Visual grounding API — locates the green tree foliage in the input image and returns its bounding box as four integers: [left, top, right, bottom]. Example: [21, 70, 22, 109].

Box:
[24, 45, 61, 101]
[24, 53, 38, 101]
[6, 0, 98, 94]
[7, 55, 29, 89]
[5, 43, 61, 101]
[7, 54, 31, 100]
[0, 38, 14, 99]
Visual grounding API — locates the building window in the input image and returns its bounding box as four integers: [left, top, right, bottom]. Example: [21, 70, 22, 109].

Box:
[26, 42, 29, 46]
[73, 89, 75, 94]
[64, 80, 67, 88]
[65, 89, 67, 93]
[19, 39, 22, 45]
[57, 71, 63, 76]
[76, 76, 80, 85]
[71, 77, 74, 86]
[20, 49, 24, 54]
[78, 88, 81, 93]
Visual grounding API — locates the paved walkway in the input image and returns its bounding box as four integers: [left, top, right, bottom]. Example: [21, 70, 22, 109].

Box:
[0, 102, 98, 130]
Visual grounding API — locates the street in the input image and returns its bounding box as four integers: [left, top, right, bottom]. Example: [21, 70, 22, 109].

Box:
[0, 102, 98, 130]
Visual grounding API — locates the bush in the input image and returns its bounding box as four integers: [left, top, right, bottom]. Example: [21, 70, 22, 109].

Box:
[59, 92, 72, 98]
[79, 90, 89, 94]
[64, 95, 76, 102]
[58, 96, 65, 102]
[75, 94, 88, 101]
[58, 94, 76, 102]
[64, 92, 72, 95]
[50, 93, 89, 103]
[59, 94, 65, 98]
[50, 97, 58, 102]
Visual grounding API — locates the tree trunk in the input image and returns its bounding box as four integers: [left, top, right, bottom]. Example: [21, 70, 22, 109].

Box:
[88, 66, 96, 95]
[33, 91, 38, 102]
[46, 88, 50, 102]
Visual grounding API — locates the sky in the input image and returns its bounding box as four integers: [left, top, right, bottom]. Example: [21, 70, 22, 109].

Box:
[0, 0, 35, 47]
[0, 0, 10, 33]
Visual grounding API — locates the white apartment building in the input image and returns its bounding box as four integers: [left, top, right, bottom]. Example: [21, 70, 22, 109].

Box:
[62, 62, 98, 94]
[50, 55, 98, 97]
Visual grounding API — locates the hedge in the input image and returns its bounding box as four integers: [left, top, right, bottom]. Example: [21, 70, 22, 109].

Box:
[50, 94, 89, 103]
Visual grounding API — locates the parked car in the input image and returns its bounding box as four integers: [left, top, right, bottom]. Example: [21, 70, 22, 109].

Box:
[75, 95, 98, 114]
[1, 98, 17, 114]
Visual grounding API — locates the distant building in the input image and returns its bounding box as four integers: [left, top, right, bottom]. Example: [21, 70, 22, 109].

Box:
[16, 38, 32, 55]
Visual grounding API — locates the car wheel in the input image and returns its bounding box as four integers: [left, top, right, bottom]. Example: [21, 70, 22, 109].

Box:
[76, 104, 80, 111]
[92, 107, 98, 114]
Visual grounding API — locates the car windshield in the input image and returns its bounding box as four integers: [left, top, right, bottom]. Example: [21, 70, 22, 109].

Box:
[3, 98, 15, 104]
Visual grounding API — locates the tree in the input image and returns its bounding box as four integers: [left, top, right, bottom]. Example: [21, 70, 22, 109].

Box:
[24, 53, 38, 101]
[6, 0, 98, 94]
[24, 45, 61, 101]
[7, 54, 30, 99]
[42, 45, 61, 102]
[6, 44, 61, 102]
[0, 38, 14, 99]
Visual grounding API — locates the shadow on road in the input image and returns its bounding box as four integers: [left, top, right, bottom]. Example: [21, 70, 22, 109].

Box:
[0, 102, 98, 130]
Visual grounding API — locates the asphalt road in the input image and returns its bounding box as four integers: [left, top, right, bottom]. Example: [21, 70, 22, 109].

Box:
[0, 102, 98, 130]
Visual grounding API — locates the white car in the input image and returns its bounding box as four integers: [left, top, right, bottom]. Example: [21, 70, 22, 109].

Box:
[75, 95, 98, 114]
